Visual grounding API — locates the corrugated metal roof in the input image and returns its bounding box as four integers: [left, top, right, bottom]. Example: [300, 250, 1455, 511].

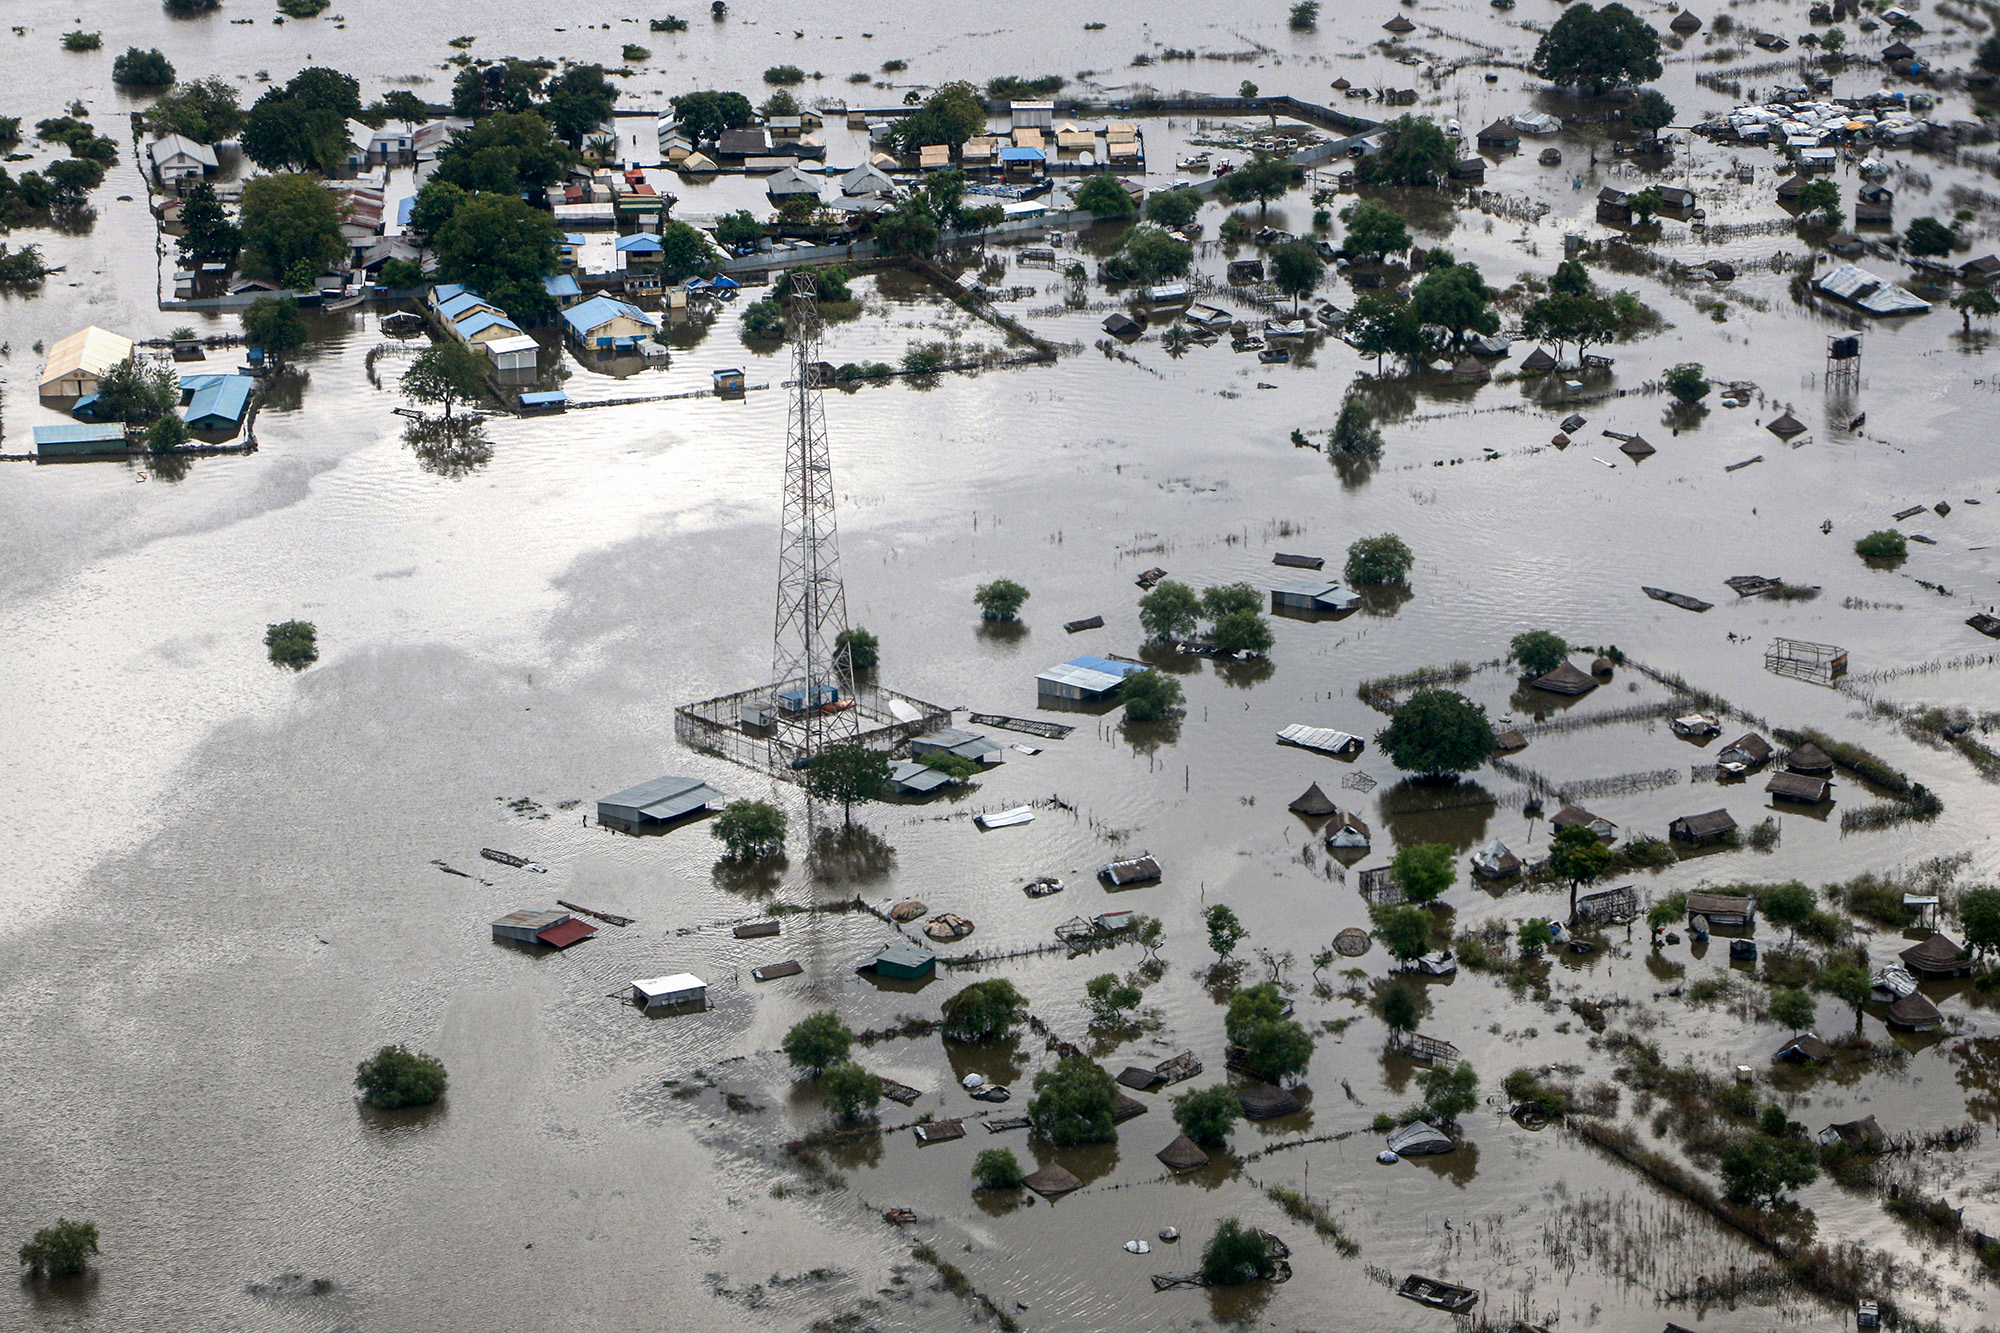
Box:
[39, 326, 134, 390]
[455, 310, 521, 339]
[598, 774, 726, 821]
[632, 973, 705, 999]
[563, 295, 661, 340]
[1815, 262, 1931, 315]
[34, 423, 127, 446]
[185, 374, 252, 426]
[536, 918, 597, 948]
[1277, 724, 1364, 755]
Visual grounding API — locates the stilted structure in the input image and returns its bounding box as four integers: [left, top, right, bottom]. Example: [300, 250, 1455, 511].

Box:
[1826, 333, 1861, 386]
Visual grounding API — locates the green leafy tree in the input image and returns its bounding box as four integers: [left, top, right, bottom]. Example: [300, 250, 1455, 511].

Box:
[176, 181, 241, 265]
[1209, 609, 1274, 655]
[1531, 2, 1663, 94]
[18, 1220, 98, 1279]
[1373, 903, 1434, 964]
[873, 195, 942, 257]
[1411, 258, 1497, 339]
[165, 0, 223, 13]
[782, 1010, 853, 1076]
[1173, 1084, 1242, 1147]
[1139, 580, 1201, 641]
[434, 193, 561, 323]
[1269, 239, 1324, 312]
[1360, 114, 1455, 187]
[1905, 216, 1957, 258]
[1854, 529, 1907, 560]
[1330, 397, 1385, 454]
[1951, 288, 2000, 332]
[1759, 881, 1815, 940]
[1206, 903, 1248, 959]
[542, 63, 620, 146]
[93, 357, 178, 424]
[1145, 187, 1202, 228]
[1770, 988, 1817, 1032]
[670, 89, 753, 140]
[1509, 630, 1569, 677]
[145, 413, 190, 451]
[1074, 172, 1136, 219]
[239, 173, 345, 282]
[1291, 0, 1321, 27]
[802, 744, 891, 823]
[890, 81, 986, 153]
[710, 799, 787, 860]
[975, 578, 1030, 621]
[1220, 152, 1302, 217]
[1628, 89, 1676, 133]
[144, 76, 243, 142]
[1551, 258, 1591, 296]
[433, 112, 572, 194]
[452, 57, 552, 116]
[1720, 1134, 1818, 1206]
[1344, 291, 1423, 371]
[1382, 978, 1421, 1031]
[1420, 1059, 1478, 1125]
[1628, 186, 1664, 224]
[242, 67, 361, 172]
[1084, 972, 1143, 1026]
[1345, 533, 1413, 585]
[1339, 198, 1412, 260]
[1028, 1056, 1120, 1145]
[1549, 823, 1613, 919]
[1120, 668, 1185, 722]
[1962, 887, 2000, 956]
[1817, 957, 1872, 1034]
[942, 978, 1029, 1041]
[113, 47, 176, 87]
[833, 627, 878, 672]
[242, 296, 308, 367]
[1239, 80, 1260, 98]
[61, 32, 102, 52]
[265, 620, 317, 665]
[1518, 918, 1555, 955]
[1104, 226, 1193, 284]
[1391, 843, 1454, 903]
[822, 1061, 882, 1118]
[401, 341, 489, 419]
[1375, 688, 1495, 776]
[973, 1147, 1027, 1189]
[1202, 1218, 1276, 1285]
[1664, 362, 1709, 402]
[1795, 178, 1841, 227]
[1201, 583, 1260, 618]
[1522, 289, 1620, 354]
[714, 210, 763, 250]
[655, 219, 720, 283]
[1226, 982, 1315, 1083]
[354, 1045, 448, 1108]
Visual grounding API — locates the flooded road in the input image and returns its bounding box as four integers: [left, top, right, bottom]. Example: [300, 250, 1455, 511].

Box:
[4, 0, 2000, 1329]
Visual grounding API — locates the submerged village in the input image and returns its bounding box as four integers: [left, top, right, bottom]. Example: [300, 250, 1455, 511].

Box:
[12, 0, 2000, 1330]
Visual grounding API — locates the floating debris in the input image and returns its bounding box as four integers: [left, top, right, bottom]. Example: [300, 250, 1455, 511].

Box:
[751, 960, 803, 982]
[1064, 615, 1105, 633]
[1398, 1274, 1479, 1312]
[557, 899, 634, 927]
[1726, 455, 1765, 472]
[1642, 586, 1714, 612]
[734, 920, 782, 938]
[976, 807, 1035, 830]
[967, 713, 1074, 739]
[481, 848, 548, 872]
[1273, 552, 1324, 569]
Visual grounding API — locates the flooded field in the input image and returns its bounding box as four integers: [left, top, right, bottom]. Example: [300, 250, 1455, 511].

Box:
[4, 0, 2000, 1330]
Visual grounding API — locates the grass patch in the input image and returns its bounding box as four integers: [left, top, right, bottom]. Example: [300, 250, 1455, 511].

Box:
[1264, 1184, 1360, 1256]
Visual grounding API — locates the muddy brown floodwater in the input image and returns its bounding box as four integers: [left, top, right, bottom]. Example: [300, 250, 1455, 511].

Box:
[4, 0, 2000, 1330]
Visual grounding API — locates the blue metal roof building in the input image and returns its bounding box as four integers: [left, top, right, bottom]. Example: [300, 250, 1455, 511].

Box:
[1037, 655, 1144, 702]
[184, 374, 253, 430]
[34, 422, 128, 456]
[454, 310, 522, 341]
[543, 273, 582, 303]
[614, 233, 663, 254]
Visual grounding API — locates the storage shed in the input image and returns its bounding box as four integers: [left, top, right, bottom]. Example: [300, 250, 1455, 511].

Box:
[866, 939, 938, 980]
[39, 326, 135, 398]
[1767, 772, 1831, 802]
[1271, 581, 1361, 613]
[631, 973, 707, 1008]
[484, 334, 539, 373]
[596, 774, 727, 832]
[909, 727, 1004, 766]
[33, 423, 129, 456]
[1670, 809, 1737, 844]
[1686, 891, 1754, 927]
[1100, 854, 1162, 886]
[491, 909, 597, 949]
[1551, 804, 1617, 840]
[1037, 655, 1144, 702]
[181, 373, 253, 430]
[1900, 932, 1973, 978]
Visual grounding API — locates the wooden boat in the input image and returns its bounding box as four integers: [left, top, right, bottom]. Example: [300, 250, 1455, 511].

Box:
[1398, 1274, 1479, 1312]
[1642, 586, 1714, 612]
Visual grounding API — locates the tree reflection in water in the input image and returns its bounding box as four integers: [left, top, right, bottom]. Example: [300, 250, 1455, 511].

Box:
[404, 416, 492, 478]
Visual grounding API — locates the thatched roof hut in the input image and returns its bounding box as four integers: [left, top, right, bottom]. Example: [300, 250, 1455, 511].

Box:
[1288, 781, 1338, 816]
[1237, 1085, 1303, 1120]
[1785, 741, 1834, 774]
[1023, 1163, 1084, 1196]
[1766, 411, 1806, 438]
[1156, 1134, 1212, 1172]
[1532, 661, 1599, 695]
[1900, 932, 1973, 978]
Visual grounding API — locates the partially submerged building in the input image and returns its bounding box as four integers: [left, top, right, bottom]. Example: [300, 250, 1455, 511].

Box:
[631, 973, 707, 1008]
[864, 939, 938, 980]
[596, 774, 727, 832]
[491, 909, 598, 949]
[1531, 661, 1598, 695]
[1270, 581, 1361, 613]
[39, 326, 134, 398]
[1687, 891, 1755, 927]
[1670, 809, 1738, 844]
[1900, 932, 1973, 979]
[1036, 655, 1145, 703]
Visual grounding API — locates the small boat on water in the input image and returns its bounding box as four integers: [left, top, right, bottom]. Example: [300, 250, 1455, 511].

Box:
[1398, 1274, 1479, 1312]
[1024, 876, 1066, 897]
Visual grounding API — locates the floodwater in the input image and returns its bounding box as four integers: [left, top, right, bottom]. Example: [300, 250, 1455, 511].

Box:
[4, 0, 2000, 1330]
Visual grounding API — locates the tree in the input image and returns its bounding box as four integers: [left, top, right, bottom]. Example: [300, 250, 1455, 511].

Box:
[543, 63, 620, 146]
[354, 1045, 448, 1108]
[1795, 178, 1841, 227]
[822, 1061, 882, 1118]
[1139, 580, 1201, 641]
[1240, 80, 1260, 99]
[1360, 115, 1455, 187]
[1345, 533, 1413, 585]
[239, 174, 346, 283]
[44, 157, 106, 205]
[433, 112, 572, 195]
[1770, 988, 1817, 1032]
[1120, 668, 1184, 722]
[1854, 529, 1907, 560]
[113, 47, 176, 87]
[833, 627, 879, 672]
[710, 799, 787, 860]
[1028, 1056, 1120, 1145]
[973, 1147, 1027, 1189]
[18, 1220, 98, 1279]
[242, 68, 361, 173]
[1759, 881, 1815, 940]
[1084, 972, 1143, 1026]
[1412, 258, 1497, 339]
[1522, 290, 1620, 354]
[1073, 172, 1136, 218]
[435, 193, 561, 323]
[165, 0, 222, 12]
[1269, 240, 1324, 312]
[1549, 824, 1613, 919]
[873, 195, 942, 257]
[1420, 1059, 1478, 1125]
[714, 210, 763, 251]
[242, 296, 308, 366]
[1375, 688, 1495, 776]
[175, 181, 241, 265]
[1330, 398, 1384, 455]
[1510, 630, 1569, 677]
[1104, 226, 1193, 284]
[1391, 843, 1454, 903]
[1226, 983, 1315, 1083]
[1145, 187, 1202, 228]
[1905, 216, 1957, 258]
[1382, 978, 1421, 1031]
[1343, 291, 1422, 371]
[1201, 583, 1261, 618]
[1206, 904, 1248, 959]
[145, 413, 190, 451]
[93, 357, 178, 424]
[1173, 1084, 1242, 1147]
[1518, 917, 1555, 955]
[942, 978, 1028, 1041]
[449, 57, 552, 116]
[975, 578, 1029, 621]
[1373, 904, 1435, 964]
[1952, 288, 2000, 332]
[1664, 362, 1709, 402]
[1628, 186, 1665, 225]
[669, 89, 752, 141]
[783, 1011, 853, 1075]
[143, 76, 243, 142]
[1551, 258, 1591, 296]
[803, 744, 891, 823]
[891, 82, 986, 153]
[1531, 3, 1663, 94]
[401, 341, 489, 419]
[1220, 152, 1302, 217]
[1339, 198, 1411, 261]
[1721, 1134, 1818, 1206]
[1291, 0, 1321, 27]
[1962, 887, 2000, 956]
[1628, 89, 1676, 133]
[654, 219, 719, 283]
[1817, 957, 1871, 1034]
[265, 622, 321, 669]
[1209, 609, 1274, 655]
[1201, 1218, 1276, 1285]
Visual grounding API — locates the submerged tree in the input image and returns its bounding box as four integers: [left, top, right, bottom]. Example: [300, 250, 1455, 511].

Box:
[802, 744, 891, 824]
[17, 1220, 99, 1279]
[401, 341, 489, 419]
[782, 1011, 853, 1076]
[1173, 1084, 1242, 1146]
[1028, 1056, 1120, 1144]
[1375, 689, 1495, 775]
[710, 799, 787, 860]
[1120, 667, 1185, 722]
[974, 578, 1030, 621]
[1531, 3, 1662, 94]
[354, 1045, 448, 1109]
[1345, 533, 1412, 585]
[1509, 629, 1569, 677]
[941, 978, 1029, 1041]
[1201, 1218, 1276, 1285]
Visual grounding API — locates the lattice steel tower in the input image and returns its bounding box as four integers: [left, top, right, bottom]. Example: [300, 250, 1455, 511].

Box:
[768, 272, 858, 760]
